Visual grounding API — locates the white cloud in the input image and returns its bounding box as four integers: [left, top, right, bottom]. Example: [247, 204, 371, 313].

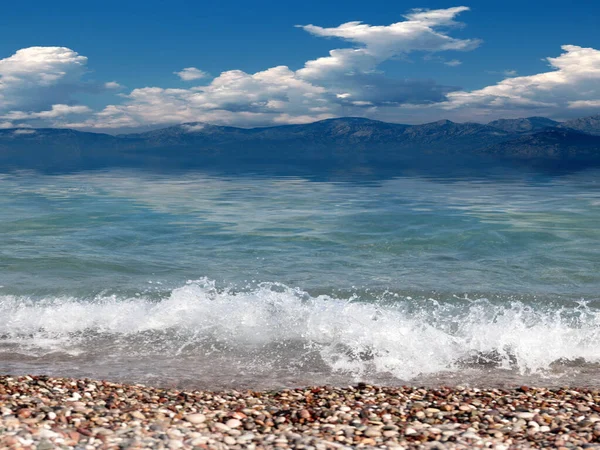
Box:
[75, 7, 478, 129]
[174, 67, 208, 81]
[0, 47, 121, 128]
[4, 9, 600, 130]
[440, 45, 600, 116]
[2, 104, 91, 120]
[71, 65, 333, 129]
[0, 121, 15, 129]
[403, 6, 473, 26]
[181, 123, 207, 132]
[13, 129, 36, 135]
[569, 100, 600, 109]
[272, 113, 335, 124]
[297, 6, 479, 80]
[0, 47, 88, 111]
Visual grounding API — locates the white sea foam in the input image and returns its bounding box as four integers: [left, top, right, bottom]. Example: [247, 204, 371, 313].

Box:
[1, 279, 600, 382]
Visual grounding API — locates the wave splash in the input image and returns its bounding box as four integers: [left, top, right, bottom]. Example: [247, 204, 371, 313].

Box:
[2, 279, 600, 383]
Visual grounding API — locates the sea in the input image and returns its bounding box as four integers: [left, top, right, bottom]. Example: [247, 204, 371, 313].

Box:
[1, 167, 600, 390]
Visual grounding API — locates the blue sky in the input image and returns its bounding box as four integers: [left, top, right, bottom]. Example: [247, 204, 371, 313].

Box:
[0, 1, 599, 131]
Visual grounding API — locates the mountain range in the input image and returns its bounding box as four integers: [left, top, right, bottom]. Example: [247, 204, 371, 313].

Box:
[1, 114, 599, 173]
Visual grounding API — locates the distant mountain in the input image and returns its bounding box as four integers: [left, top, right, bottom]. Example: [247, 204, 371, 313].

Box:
[120, 122, 255, 145]
[120, 118, 413, 155]
[487, 117, 560, 134]
[1, 114, 600, 173]
[398, 120, 509, 152]
[562, 115, 600, 136]
[125, 117, 510, 153]
[241, 117, 411, 145]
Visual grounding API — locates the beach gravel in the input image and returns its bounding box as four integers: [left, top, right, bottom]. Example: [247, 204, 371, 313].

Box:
[2, 375, 600, 449]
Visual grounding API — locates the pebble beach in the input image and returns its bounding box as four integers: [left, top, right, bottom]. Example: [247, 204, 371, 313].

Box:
[2, 376, 600, 449]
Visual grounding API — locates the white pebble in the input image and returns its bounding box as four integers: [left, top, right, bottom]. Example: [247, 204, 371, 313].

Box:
[167, 439, 183, 449]
[185, 413, 206, 424]
[226, 418, 242, 428]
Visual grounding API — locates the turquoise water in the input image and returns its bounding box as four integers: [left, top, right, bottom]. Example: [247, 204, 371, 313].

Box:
[1, 169, 600, 388]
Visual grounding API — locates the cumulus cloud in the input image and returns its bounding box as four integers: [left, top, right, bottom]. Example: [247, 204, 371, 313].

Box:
[4, 8, 600, 130]
[74, 6, 478, 129]
[0, 47, 88, 111]
[292, 7, 477, 107]
[1, 104, 91, 120]
[0, 46, 118, 129]
[71, 66, 332, 129]
[440, 45, 600, 116]
[297, 6, 478, 80]
[174, 67, 208, 81]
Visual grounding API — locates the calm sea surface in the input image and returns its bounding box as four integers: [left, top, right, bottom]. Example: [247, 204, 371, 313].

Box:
[1, 169, 600, 389]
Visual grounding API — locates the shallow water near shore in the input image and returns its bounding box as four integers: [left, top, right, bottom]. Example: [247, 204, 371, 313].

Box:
[1, 168, 600, 389]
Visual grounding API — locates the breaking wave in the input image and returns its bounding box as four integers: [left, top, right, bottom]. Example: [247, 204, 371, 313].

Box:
[2, 278, 600, 387]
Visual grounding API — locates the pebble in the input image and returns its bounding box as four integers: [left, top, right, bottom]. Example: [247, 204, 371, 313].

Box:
[1, 375, 600, 449]
[364, 427, 382, 437]
[167, 439, 183, 449]
[185, 413, 206, 424]
[224, 436, 237, 445]
[214, 422, 230, 432]
[225, 418, 242, 428]
[130, 410, 145, 420]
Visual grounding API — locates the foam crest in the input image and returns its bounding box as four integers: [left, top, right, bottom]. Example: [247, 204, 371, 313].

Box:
[2, 279, 600, 381]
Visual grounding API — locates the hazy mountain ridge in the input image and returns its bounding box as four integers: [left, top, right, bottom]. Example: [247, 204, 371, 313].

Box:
[1, 114, 600, 172]
[487, 117, 560, 134]
[561, 115, 600, 136]
[123, 118, 512, 153]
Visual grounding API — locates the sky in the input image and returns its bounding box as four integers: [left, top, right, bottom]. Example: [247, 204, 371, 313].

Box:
[0, 0, 599, 132]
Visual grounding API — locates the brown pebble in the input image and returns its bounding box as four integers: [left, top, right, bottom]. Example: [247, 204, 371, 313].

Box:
[1, 375, 599, 450]
[17, 408, 32, 419]
[299, 409, 311, 419]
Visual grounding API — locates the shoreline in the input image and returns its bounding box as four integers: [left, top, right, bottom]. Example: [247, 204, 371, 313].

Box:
[2, 376, 600, 449]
